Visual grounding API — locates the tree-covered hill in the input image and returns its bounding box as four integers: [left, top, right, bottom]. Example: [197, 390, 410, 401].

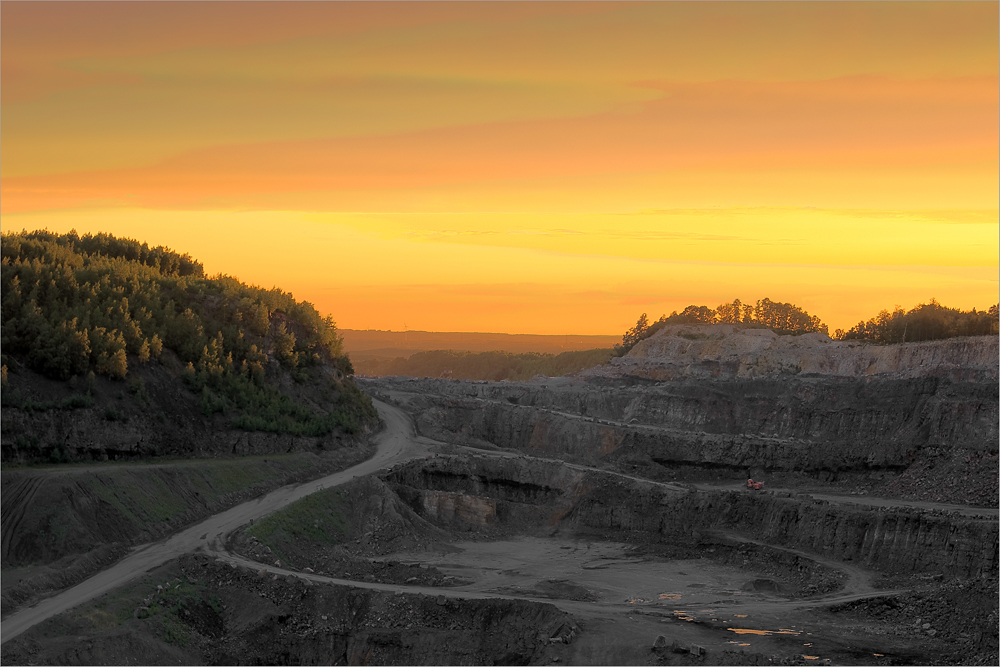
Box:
[1, 230, 378, 461]
[615, 297, 828, 356]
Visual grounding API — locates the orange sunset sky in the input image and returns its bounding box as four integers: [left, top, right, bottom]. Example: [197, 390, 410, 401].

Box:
[2, 1, 997, 335]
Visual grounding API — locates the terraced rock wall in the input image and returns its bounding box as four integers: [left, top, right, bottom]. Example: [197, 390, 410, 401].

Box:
[567, 485, 999, 579]
[394, 374, 998, 472]
[386, 457, 999, 579]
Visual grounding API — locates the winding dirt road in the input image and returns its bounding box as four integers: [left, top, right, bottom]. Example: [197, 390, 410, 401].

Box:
[0, 400, 423, 644]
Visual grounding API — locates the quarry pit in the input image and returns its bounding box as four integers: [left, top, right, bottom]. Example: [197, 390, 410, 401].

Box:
[2, 328, 997, 665]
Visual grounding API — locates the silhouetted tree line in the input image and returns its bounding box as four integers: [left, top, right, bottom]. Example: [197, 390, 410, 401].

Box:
[835, 300, 999, 344]
[1, 230, 374, 435]
[615, 298, 826, 355]
[355, 348, 614, 381]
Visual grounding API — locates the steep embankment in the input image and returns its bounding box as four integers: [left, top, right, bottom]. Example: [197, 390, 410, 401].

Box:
[590, 324, 997, 382]
[382, 456, 998, 580]
[2, 354, 374, 462]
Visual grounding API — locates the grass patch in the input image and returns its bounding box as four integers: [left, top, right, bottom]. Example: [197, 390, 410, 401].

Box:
[72, 567, 209, 648]
[89, 475, 145, 528]
[0, 391, 94, 412]
[78, 607, 118, 631]
[143, 581, 207, 646]
[247, 488, 351, 566]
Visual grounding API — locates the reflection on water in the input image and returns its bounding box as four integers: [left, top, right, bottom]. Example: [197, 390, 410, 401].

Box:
[658, 593, 681, 600]
[803, 655, 820, 660]
[728, 628, 801, 636]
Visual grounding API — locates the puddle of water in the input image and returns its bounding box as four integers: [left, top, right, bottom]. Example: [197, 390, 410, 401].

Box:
[672, 610, 695, 621]
[728, 628, 801, 636]
[626, 597, 650, 604]
[728, 641, 752, 647]
[803, 655, 820, 660]
[734, 614, 748, 618]
[658, 593, 681, 600]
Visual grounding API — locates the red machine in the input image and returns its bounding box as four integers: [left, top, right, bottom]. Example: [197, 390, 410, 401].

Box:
[746, 478, 764, 490]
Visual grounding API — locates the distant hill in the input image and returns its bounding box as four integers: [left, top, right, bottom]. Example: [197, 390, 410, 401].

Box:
[341, 329, 620, 361]
[1, 230, 379, 463]
[355, 348, 614, 382]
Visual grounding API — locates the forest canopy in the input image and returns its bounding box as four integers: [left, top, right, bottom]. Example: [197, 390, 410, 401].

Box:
[835, 300, 999, 344]
[1, 230, 374, 436]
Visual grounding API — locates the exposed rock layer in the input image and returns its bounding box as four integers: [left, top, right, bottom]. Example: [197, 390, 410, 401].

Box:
[368, 373, 998, 470]
[596, 326, 997, 382]
[386, 456, 999, 579]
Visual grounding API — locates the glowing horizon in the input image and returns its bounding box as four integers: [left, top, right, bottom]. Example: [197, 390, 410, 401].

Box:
[2, 2, 997, 335]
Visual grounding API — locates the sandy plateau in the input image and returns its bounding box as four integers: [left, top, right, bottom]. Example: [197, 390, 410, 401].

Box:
[2, 326, 997, 665]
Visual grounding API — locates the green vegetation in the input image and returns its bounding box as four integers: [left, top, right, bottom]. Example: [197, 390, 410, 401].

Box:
[0, 390, 93, 413]
[72, 565, 219, 649]
[137, 581, 198, 646]
[835, 300, 999, 343]
[1, 230, 376, 436]
[616, 298, 827, 355]
[354, 347, 614, 381]
[247, 488, 351, 565]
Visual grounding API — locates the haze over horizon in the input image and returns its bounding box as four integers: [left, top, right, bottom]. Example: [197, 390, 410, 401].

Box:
[2, 2, 997, 336]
